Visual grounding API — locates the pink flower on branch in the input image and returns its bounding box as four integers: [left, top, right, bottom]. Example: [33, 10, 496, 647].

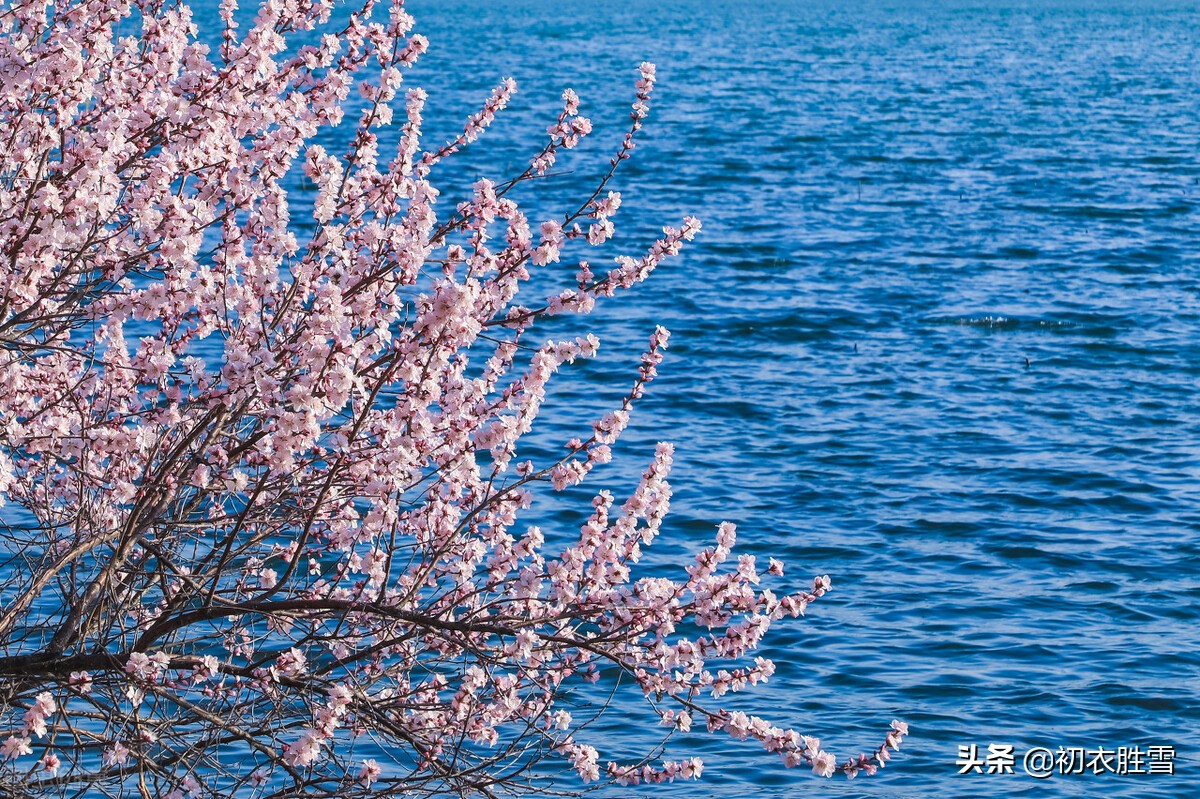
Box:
[1, 736, 31, 760]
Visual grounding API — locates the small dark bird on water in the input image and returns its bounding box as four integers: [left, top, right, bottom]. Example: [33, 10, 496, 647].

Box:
[1025, 357, 1031, 368]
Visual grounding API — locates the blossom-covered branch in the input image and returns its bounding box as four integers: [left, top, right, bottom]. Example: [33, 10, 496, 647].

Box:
[0, 0, 904, 795]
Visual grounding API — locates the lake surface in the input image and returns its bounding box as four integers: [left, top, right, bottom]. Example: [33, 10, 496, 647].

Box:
[211, 0, 1199, 795]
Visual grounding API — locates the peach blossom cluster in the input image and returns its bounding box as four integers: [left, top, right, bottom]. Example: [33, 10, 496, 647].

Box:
[0, 0, 903, 795]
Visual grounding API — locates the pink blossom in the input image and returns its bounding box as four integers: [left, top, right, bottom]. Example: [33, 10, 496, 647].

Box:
[102, 742, 130, 767]
[562, 88, 580, 115]
[358, 759, 382, 786]
[1, 736, 31, 759]
[283, 729, 323, 767]
[23, 691, 56, 737]
[812, 749, 837, 777]
[192, 656, 221, 682]
[68, 672, 92, 694]
[126, 651, 170, 681]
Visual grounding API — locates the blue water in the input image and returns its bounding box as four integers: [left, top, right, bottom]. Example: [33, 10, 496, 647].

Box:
[388, 1, 1200, 796]
[153, 0, 1200, 795]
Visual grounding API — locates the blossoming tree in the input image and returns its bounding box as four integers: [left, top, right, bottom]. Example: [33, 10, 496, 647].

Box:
[0, 0, 906, 795]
